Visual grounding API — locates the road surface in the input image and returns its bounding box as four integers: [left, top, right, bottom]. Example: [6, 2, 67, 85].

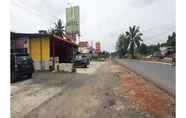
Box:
[113, 58, 175, 95]
[11, 61, 150, 118]
[11, 61, 174, 118]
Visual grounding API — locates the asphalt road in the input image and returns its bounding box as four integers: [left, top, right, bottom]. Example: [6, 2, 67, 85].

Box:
[11, 61, 150, 118]
[113, 58, 175, 95]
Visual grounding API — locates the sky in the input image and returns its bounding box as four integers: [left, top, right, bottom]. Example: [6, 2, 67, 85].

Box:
[10, 0, 176, 52]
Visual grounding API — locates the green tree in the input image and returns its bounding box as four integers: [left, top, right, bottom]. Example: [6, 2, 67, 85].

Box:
[139, 43, 148, 55]
[167, 32, 176, 47]
[48, 19, 65, 37]
[116, 33, 130, 58]
[146, 44, 160, 54]
[126, 25, 143, 59]
[100, 51, 110, 58]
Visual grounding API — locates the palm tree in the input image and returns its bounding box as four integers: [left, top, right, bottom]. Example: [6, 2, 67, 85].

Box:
[125, 25, 143, 59]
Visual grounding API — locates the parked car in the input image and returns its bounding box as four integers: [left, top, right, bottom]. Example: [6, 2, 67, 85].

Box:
[11, 52, 34, 83]
[73, 55, 90, 68]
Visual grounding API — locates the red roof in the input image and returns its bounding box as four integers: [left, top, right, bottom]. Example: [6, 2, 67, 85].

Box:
[53, 35, 78, 47]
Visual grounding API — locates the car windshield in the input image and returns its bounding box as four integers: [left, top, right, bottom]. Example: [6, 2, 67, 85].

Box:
[16, 56, 32, 64]
[75, 55, 87, 59]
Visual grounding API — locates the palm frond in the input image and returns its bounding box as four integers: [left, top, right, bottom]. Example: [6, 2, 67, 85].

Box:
[136, 33, 143, 38]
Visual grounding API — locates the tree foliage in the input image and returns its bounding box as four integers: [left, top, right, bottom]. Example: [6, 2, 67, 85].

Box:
[167, 32, 176, 47]
[161, 32, 176, 47]
[126, 25, 143, 58]
[146, 44, 160, 54]
[116, 33, 130, 58]
[99, 51, 110, 58]
[115, 28, 176, 58]
[48, 19, 65, 37]
[138, 43, 148, 55]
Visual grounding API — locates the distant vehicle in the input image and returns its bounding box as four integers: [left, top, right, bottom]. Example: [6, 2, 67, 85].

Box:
[73, 55, 90, 68]
[11, 49, 34, 83]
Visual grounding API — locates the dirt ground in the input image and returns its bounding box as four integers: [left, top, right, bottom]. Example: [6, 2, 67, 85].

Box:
[111, 63, 175, 118]
[11, 61, 175, 118]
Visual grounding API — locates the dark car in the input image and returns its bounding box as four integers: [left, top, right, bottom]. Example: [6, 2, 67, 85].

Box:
[11, 52, 34, 83]
[73, 55, 90, 68]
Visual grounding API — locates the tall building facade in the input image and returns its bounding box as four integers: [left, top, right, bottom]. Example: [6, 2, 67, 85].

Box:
[66, 6, 80, 35]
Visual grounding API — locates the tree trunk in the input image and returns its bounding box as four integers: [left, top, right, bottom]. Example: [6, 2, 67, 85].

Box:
[132, 50, 135, 59]
[130, 42, 135, 59]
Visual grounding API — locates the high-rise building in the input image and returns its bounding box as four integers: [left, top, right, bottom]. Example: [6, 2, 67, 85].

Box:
[66, 6, 80, 35]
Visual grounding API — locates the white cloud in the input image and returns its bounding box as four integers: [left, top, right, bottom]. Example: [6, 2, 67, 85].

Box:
[11, 0, 175, 52]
